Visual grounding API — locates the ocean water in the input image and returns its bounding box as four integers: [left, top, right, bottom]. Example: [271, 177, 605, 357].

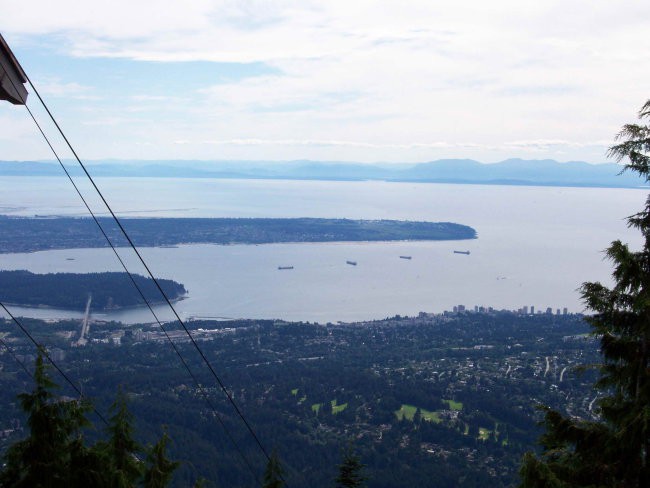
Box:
[0, 176, 646, 323]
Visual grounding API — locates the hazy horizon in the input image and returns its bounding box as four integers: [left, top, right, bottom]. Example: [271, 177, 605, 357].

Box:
[0, 156, 619, 166]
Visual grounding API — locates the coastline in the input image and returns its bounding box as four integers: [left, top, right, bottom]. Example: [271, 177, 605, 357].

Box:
[2, 294, 188, 315]
[0, 216, 477, 254]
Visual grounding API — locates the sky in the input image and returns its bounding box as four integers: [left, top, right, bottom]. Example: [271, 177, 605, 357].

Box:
[1, 1, 649, 164]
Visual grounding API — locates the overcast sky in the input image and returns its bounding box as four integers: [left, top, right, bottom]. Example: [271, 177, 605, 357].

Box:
[1, 1, 649, 164]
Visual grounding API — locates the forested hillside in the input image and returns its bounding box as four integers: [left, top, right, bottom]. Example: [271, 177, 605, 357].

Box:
[0, 270, 186, 310]
[0, 312, 598, 487]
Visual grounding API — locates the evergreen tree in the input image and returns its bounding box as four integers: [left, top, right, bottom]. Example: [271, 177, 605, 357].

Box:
[262, 450, 286, 488]
[335, 444, 367, 488]
[0, 354, 179, 488]
[519, 100, 650, 487]
[97, 388, 144, 488]
[413, 407, 422, 425]
[143, 431, 180, 488]
[0, 352, 102, 488]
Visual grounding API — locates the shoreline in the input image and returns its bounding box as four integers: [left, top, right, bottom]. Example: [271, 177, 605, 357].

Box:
[0, 173, 647, 191]
[0, 237, 478, 256]
[2, 294, 188, 315]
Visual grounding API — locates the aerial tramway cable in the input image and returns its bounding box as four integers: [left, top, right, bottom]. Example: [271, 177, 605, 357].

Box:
[0, 326, 40, 380]
[1, 53, 265, 487]
[3, 37, 281, 485]
[0, 301, 109, 426]
[23, 95, 265, 486]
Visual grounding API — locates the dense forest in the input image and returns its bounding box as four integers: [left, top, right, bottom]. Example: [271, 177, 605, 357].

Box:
[0, 216, 476, 253]
[0, 270, 186, 310]
[0, 312, 597, 487]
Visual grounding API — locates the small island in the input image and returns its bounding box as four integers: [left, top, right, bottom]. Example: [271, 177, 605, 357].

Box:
[0, 270, 186, 311]
[0, 216, 477, 254]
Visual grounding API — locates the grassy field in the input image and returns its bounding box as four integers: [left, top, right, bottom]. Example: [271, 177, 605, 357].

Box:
[331, 400, 348, 414]
[312, 400, 348, 414]
[443, 399, 463, 411]
[479, 427, 491, 441]
[395, 404, 441, 423]
[394, 401, 500, 441]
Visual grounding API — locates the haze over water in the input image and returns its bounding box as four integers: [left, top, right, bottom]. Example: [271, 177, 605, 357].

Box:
[0, 176, 645, 323]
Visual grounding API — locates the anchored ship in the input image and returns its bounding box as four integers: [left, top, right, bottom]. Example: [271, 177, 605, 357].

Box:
[277, 266, 294, 270]
[346, 260, 357, 266]
[399, 255, 412, 260]
[453, 250, 470, 255]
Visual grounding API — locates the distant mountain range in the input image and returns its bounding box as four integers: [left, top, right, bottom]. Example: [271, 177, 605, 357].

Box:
[0, 158, 644, 188]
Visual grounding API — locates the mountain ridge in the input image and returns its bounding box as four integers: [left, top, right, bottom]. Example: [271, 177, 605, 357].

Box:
[0, 158, 643, 188]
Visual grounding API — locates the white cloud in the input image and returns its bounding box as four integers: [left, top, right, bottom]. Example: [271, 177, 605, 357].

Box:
[197, 138, 457, 149]
[504, 140, 611, 150]
[0, 110, 37, 141]
[175, 137, 611, 155]
[0, 107, 58, 160]
[37, 79, 99, 99]
[1, 1, 649, 162]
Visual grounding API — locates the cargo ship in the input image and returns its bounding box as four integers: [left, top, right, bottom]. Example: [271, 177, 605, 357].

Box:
[453, 250, 470, 255]
[346, 260, 357, 266]
[399, 255, 412, 260]
[277, 266, 294, 270]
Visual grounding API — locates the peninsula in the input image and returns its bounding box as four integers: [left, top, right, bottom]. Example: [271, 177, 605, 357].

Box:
[0, 217, 476, 254]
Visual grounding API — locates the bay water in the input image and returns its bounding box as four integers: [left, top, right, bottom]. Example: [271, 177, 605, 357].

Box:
[0, 176, 645, 323]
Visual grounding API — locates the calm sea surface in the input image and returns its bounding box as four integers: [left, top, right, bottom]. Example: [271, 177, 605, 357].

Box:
[0, 176, 646, 323]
